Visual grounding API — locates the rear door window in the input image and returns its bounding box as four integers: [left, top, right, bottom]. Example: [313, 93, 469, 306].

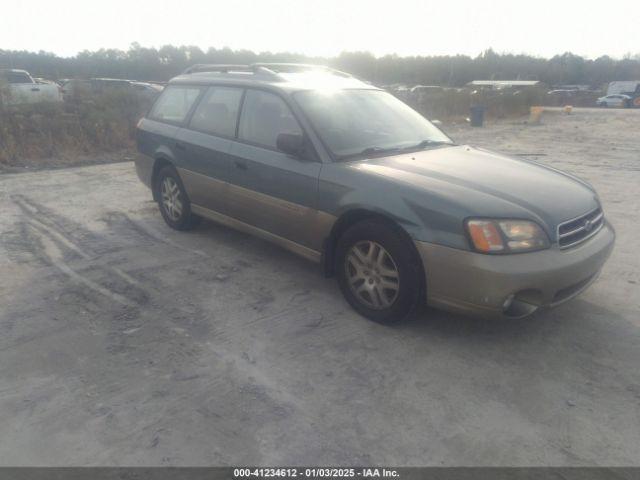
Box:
[5, 71, 32, 84]
[238, 89, 302, 149]
[149, 85, 202, 124]
[189, 86, 244, 138]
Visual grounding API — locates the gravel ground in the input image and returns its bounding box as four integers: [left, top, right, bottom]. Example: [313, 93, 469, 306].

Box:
[0, 108, 639, 466]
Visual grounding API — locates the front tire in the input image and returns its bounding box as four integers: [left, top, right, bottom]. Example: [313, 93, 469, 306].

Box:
[335, 219, 423, 323]
[155, 165, 201, 231]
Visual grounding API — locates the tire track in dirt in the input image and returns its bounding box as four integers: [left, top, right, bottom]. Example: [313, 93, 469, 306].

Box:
[11, 194, 149, 307]
[99, 210, 211, 259]
[2, 192, 332, 457]
[6, 194, 219, 350]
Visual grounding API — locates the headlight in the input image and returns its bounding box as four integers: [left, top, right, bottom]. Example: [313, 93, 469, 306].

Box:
[466, 219, 550, 254]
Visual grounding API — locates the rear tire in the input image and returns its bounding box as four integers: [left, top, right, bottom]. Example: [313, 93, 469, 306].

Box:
[335, 219, 423, 324]
[155, 165, 201, 231]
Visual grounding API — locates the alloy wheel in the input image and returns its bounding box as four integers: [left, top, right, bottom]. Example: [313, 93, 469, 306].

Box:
[345, 240, 400, 309]
[161, 176, 183, 221]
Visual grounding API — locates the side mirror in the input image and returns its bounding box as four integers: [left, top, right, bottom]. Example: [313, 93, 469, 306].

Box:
[276, 133, 304, 157]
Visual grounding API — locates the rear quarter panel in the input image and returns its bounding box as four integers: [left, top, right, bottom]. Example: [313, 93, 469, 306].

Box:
[135, 118, 181, 188]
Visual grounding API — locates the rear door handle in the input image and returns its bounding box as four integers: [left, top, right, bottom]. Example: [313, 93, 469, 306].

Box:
[234, 160, 248, 171]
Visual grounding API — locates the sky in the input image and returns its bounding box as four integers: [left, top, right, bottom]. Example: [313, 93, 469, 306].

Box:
[2, 0, 639, 59]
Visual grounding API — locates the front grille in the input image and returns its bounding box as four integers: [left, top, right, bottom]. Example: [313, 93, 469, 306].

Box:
[557, 207, 604, 248]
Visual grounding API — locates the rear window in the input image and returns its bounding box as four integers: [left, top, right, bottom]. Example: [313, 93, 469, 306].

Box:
[149, 85, 202, 124]
[189, 86, 243, 137]
[4, 71, 32, 84]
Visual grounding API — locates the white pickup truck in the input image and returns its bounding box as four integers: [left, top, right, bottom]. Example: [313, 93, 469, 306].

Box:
[0, 69, 63, 105]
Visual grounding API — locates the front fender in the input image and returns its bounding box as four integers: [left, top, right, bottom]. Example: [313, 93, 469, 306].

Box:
[319, 163, 471, 250]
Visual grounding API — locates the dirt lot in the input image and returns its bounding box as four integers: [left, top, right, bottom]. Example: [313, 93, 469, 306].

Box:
[0, 108, 639, 466]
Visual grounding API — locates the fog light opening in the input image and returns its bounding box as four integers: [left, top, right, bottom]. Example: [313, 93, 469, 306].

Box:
[502, 294, 515, 311]
[503, 290, 542, 318]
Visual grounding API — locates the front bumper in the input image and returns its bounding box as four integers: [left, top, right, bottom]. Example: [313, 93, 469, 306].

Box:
[414, 221, 615, 318]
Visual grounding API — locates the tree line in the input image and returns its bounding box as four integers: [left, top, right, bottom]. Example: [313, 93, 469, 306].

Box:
[1, 44, 640, 88]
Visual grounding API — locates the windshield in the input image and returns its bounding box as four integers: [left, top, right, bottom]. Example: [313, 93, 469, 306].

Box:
[294, 89, 453, 160]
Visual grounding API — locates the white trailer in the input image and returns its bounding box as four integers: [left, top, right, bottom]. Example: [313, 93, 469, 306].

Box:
[607, 81, 640, 96]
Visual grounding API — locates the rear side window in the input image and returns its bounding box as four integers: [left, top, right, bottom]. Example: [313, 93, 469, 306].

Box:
[5, 71, 32, 84]
[238, 90, 302, 149]
[149, 85, 202, 124]
[189, 86, 243, 137]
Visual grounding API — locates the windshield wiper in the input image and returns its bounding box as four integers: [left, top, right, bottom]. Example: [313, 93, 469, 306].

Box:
[336, 140, 455, 161]
[400, 139, 456, 152]
[337, 146, 402, 161]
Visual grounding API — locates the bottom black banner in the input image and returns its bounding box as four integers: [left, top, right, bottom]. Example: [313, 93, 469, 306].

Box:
[0, 468, 638, 480]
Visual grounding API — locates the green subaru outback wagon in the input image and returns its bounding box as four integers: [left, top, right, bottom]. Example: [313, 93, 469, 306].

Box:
[135, 63, 615, 323]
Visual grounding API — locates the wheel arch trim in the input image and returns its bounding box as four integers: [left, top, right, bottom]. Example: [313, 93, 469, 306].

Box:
[322, 208, 424, 283]
[150, 155, 177, 201]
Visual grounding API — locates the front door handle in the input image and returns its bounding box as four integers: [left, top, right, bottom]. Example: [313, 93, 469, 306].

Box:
[234, 160, 248, 171]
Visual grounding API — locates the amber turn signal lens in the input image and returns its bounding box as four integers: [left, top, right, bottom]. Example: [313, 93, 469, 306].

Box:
[467, 220, 505, 253]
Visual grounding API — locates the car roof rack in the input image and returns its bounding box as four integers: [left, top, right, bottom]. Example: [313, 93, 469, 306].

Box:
[252, 63, 352, 78]
[181, 64, 278, 78]
[181, 63, 352, 80]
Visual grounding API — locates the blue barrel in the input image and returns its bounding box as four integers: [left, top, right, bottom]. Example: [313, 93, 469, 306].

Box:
[470, 106, 485, 127]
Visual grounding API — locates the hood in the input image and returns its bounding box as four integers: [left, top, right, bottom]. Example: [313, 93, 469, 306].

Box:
[351, 145, 599, 228]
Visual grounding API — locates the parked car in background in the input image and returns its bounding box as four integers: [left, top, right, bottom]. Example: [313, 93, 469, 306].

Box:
[61, 78, 128, 99]
[135, 63, 615, 323]
[33, 77, 62, 87]
[410, 85, 443, 94]
[130, 81, 165, 100]
[0, 69, 63, 105]
[545, 89, 603, 107]
[61, 78, 163, 101]
[597, 94, 632, 108]
[384, 84, 411, 100]
[547, 89, 577, 95]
